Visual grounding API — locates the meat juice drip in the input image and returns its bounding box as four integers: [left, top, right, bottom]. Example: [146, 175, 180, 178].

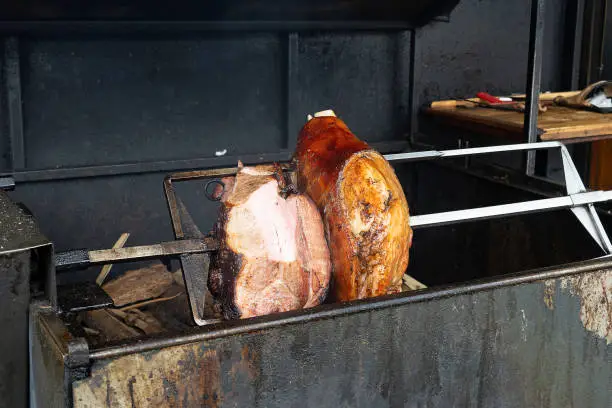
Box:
[294, 112, 412, 301]
[208, 162, 331, 319]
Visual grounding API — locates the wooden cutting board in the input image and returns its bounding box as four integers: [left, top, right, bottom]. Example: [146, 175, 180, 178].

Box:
[426, 104, 612, 142]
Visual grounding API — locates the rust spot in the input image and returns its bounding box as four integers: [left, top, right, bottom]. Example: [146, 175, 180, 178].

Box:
[73, 344, 223, 407]
[194, 349, 222, 407]
[560, 270, 612, 344]
[229, 345, 261, 382]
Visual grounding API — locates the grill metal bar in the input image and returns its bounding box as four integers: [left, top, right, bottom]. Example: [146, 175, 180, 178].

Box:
[285, 32, 300, 151]
[410, 191, 612, 229]
[524, 0, 546, 176]
[3, 140, 408, 183]
[0, 177, 15, 191]
[385, 141, 612, 253]
[4, 37, 25, 171]
[0, 20, 421, 33]
[88, 239, 218, 264]
[55, 238, 218, 270]
[383, 141, 561, 162]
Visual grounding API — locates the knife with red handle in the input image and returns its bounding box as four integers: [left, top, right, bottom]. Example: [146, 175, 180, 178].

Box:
[476, 92, 509, 104]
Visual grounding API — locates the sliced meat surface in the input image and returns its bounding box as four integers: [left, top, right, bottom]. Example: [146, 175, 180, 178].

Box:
[208, 163, 331, 319]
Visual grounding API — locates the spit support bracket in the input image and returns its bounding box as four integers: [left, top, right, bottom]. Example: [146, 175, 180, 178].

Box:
[162, 141, 612, 326]
[384, 141, 612, 254]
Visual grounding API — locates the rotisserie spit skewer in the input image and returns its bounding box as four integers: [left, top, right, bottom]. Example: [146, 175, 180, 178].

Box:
[55, 137, 612, 326]
[55, 237, 219, 270]
[55, 186, 612, 271]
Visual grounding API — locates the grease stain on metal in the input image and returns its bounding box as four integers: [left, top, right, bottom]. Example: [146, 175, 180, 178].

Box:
[127, 376, 137, 408]
[543, 280, 555, 310]
[162, 377, 179, 401]
[90, 374, 103, 388]
[520, 309, 528, 342]
[73, 341, 266, 407]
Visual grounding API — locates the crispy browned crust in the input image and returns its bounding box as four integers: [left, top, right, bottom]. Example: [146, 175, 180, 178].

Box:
[208, 205, 243, 320]
[295, 116, 412, 301]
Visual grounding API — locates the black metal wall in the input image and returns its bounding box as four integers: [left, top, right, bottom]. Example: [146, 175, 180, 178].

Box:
[2, 0, 571, 263]
[601, 2, 612, 80]
[415, 0, 571, 177]
[416, 0, 568, 104]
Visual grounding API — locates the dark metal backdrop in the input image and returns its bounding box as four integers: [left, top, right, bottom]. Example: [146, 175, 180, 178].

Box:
[1, 0, 572, 256]
[0, 191, 53, 408]
[0, 0, 461, 26]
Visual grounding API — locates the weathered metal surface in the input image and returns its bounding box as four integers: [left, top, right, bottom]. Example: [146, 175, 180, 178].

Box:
[560, 270, 612, 343]
[0, 251, 31, 408]
[70, 265, 611, 408]
[0, 191, 53, 408]
[31, 305, 90, 408]
[57, 282, 114, 313]
[0, 191, 50, 255]
[30, 306, 67, 408]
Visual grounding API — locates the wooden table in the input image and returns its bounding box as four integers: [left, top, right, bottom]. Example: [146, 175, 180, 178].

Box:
[426, 102, 612, 189]
[425, 104, 612, 143]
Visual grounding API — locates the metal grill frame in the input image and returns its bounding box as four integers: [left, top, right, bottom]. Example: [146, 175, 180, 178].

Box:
[163, 141, 612, 326]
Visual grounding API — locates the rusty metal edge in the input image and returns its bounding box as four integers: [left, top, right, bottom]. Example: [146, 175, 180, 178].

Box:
[0, 241, 50, 256]
[88, 256, 612, 361]
[37, 308, 73, 361]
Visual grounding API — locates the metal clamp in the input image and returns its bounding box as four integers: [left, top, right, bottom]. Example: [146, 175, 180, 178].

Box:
[204, 179, 225, 201]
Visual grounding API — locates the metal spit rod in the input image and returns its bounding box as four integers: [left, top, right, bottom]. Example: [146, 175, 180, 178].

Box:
[384, 140, 612, 254]
[409, 191, 612, 228]
[55, 238, 218, 270]
[383, 141, 561, 162]
[54, 141, 612, 271]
